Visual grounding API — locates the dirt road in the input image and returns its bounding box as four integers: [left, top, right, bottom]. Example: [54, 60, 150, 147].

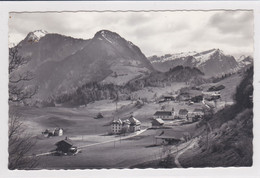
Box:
[174, 138, 199, 168]
[34, 129, 147, 157]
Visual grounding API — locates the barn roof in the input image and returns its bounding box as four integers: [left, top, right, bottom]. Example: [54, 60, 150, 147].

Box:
[55, 138, 73, 147]
[154, 111, 172, 116]
[129, 116, 141, 125]
[153, 118, 164, 124]
[155, 129, 185, 140]
[111, 119, 122, 125]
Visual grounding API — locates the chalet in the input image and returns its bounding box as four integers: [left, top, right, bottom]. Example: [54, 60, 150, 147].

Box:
[129, 116, 141, 132]
[54, 128, 63, 136]
[155, 130, 185, 145]
[153, 111, 174, 120]
[55, 137, 77, 154]
[151, 118, 164, 128]
[178, 109, 189, 119]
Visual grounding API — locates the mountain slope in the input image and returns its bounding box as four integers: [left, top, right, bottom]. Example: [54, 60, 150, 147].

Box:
[16, 30, 90, 69]
[12, 30, 154, 100]
[179, 66, 253, 167]
[54, 65, 205, 106]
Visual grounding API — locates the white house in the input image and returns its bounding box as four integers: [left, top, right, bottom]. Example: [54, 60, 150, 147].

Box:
[111, 119, 123, 134]
[128, 115, 141, 132]
[54, 128, 64, 136]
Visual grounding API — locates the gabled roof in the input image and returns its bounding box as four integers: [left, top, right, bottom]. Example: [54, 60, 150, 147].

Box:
[153, 118, 164, 124]
[155, 129, 185, 140]
[55, 138, 73, 146]
[129, 116, 141, 125]
[54, 128, 63, 131]
[123, 119, 131, 125]
[111, 119, 122, 125]
[154, 111, 172, 116]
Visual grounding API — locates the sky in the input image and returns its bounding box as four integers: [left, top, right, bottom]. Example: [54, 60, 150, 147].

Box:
[8, 11, 254, 58]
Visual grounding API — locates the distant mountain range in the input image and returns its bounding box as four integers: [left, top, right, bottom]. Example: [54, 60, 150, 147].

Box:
[148, 49, 253, 76]
[11, 30, 253, 102]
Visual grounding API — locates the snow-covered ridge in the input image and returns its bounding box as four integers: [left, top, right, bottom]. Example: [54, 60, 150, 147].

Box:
[27, 30, 48, 42]
[151, 49, 226, 66]
[237, 56, 253, 67]
[193, 49, 223, 66]
[237, 55, 246, 62]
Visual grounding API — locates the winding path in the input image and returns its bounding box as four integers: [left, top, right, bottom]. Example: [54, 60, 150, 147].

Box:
[174, 138, 198, 168]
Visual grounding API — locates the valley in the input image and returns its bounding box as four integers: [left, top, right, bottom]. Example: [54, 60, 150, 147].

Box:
[8, 29, 253, 169]
[10, 66, 251, 169]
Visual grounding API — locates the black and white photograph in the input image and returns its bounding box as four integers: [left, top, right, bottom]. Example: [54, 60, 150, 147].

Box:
[5, 6, 256, 172]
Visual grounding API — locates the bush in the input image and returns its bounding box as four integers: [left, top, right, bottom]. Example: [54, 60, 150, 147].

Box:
[95, 112, 104, 119]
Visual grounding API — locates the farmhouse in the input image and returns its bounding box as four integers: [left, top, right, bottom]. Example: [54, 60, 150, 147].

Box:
[151, 118, 164, 128]
[178, 109, 189, 119]
[42, 128, 63, 137]
[153, 111, 174, 120]
[129, 115, 141, 132]
[55, 137, 77, 154]
[54, 128, 63, 136]
[155, 130, 185, 145]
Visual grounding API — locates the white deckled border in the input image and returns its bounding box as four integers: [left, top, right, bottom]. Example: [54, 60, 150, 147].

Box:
[0, 1, 259, 178]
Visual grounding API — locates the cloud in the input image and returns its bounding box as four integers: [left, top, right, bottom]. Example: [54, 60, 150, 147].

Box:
[208, 11, 253, 36]
[8, 11, 254, 58]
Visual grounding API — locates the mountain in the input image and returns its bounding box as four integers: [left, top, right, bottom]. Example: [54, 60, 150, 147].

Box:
[16, 30, 90, 69]
[149, 49, 240, 76]
[12, 30, 154, 101]
[237, 56, 253, 69]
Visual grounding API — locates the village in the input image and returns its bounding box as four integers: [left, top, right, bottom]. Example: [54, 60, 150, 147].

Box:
[32, 82, 228, 164]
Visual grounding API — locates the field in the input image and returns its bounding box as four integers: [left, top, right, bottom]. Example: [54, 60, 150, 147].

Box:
[10, 74, 243, 169]
[12, 96, 197, 169]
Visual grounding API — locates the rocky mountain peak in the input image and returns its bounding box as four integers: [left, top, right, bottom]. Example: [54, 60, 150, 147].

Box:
[94, 30, 121, 43]
[26, 30, 48, 43]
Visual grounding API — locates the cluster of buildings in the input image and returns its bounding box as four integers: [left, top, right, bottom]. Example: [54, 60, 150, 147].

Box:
[151, 108, 204, 128]
[42, 128, 64, 137]
[110, 115, 141, 134]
